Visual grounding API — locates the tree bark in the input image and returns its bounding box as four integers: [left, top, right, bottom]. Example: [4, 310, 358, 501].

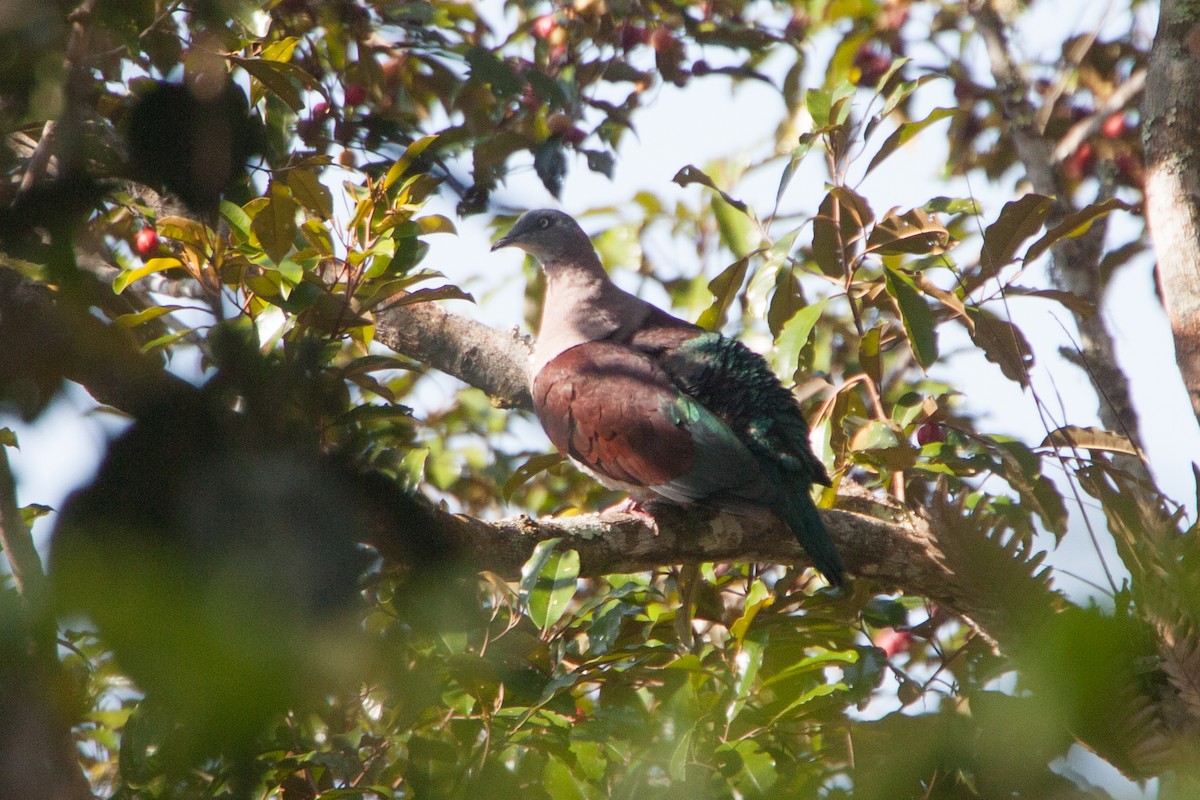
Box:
[1144, 0, 1200, 428]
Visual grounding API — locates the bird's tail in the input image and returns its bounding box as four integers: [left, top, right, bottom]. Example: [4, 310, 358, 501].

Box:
[781, 490, 846, 587]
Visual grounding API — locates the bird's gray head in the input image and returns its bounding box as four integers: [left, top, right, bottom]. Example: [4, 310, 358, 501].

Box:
[490, 209, 595, 265]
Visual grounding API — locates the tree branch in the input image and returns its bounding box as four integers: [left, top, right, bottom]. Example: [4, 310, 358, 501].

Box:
[374, 297, 533, 410]
[975, 1, 1148, 458]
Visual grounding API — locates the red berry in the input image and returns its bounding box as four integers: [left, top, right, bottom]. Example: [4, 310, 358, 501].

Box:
[531, 14, 557, 39]
[1115, 152, 1144, 187]
[1063, 141, 1096, 183]
[562, 126, 586, 145]
[617, 22, 648, 50]
[134, 227, 159, 256]
[547, 111, 573, 136]
[853, 44, 892, 86]
[343, 83, 366, 106]
[1101, 113, 1127, 139]
[874, 628, 912, 658]
[650, 28, 676, 52]
[916, 421, 946, 446]
[311, 100, 330, 120]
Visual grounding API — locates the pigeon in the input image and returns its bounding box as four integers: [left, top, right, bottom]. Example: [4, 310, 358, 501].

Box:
[492, 209, 845, 585]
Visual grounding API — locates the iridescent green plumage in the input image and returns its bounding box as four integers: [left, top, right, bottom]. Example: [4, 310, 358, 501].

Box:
[656, 332, 844, 585]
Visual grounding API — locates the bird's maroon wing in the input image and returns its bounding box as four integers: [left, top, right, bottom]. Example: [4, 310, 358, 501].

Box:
[532, 341, 695, 489]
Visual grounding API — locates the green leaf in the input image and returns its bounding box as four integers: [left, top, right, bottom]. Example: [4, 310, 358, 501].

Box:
[220, 200, 251, 239]
[114, 305, 189, 328]
[859, 324, 883, 386]
[502, 452, 566, 499]
[1023, 197, 1130, 264]
[697, 255, 751, 330]
[866, 207, 949, 256]
[730, 579, 772, 644]
[883, 266, 938, 370]
[464, 47, 522, 97]
[1005, 286, 1095, 317]
[252, 182, 297, 264]
[156, 216, 208, 247]
[0, 428, 17, 449]
[368, 285, 474, 311]
[965, 307, 1033, 386]
[286, 169, 333, 220]
[671, 165, 750, 215]
[866, 107, 956, 175]
[773, 298, 827, 381]
[582, 149, 615, 178]
[385, 135, 439, 189]
[229, 55, 324, 111]
[980, 194, 1053, 274]
[862, 597, 908, 628]
[20, 503, 52, 527]
[774, 133, 819, 210]
[416, 214, 456, 235]
[543, 754, 596, 800]
[113, 257, 183, 294]
[260, 36, 299, 63]
[1041, 425, 1138, 456]
[521, 541, 580, 631]
[811, 187, 874, 276]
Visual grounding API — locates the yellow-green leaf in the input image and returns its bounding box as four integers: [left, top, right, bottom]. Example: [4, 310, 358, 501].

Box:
[385, 135, 439, 189]
[287, 169, 333, 220]
[252, 182, 297, 264]
[1041, 425, 1138, 456]
[1023, 197, 1130, 264]
[114, 305, 189, 328]
[697, 255, 752, 331]
[884, 266, 938, 370]
[113, 257, 183, 294]
[980, 194, 1053, 274]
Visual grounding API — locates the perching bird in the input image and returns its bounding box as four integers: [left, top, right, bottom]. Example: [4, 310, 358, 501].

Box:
[492, 209, 846, 586]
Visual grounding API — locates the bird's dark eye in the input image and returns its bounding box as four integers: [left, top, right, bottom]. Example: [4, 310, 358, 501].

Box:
[537, 217, 551, 229]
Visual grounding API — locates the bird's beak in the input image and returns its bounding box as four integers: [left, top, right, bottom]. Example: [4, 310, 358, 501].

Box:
[490, 234, 515, 252]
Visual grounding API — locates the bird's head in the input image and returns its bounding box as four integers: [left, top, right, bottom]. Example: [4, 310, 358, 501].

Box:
[490, 209, 595, 265]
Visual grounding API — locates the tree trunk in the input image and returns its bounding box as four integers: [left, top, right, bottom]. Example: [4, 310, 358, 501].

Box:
[1144, 0, 1200, 429]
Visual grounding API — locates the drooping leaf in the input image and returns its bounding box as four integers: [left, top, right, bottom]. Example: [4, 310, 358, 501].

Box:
[697, 255, 752, 330]
[521, 542, 580, 631]
[251, 182, 297, 264]
[965, 308, 1034, 386]
[1041, 425, 1138, 456]
[866, 207, 949, 256]
[286, 169, 333, 220]
[883, 266, 938, 370]
[865, 107, 956, 176]
[113, 257, 183, 294]
[773, 298, 828, 381]
[979, 194, 1053, 274]
[534, 139, 567, 198]
[1005, 286, 1096, 317]
[1023, 197, 1130, 263]
[859, 324, 883, 386]
[502, 452, 566, 500]
[229, 55, 325, 111]
[464, 47, 522, 98]
[385, 135, 439, 189]
[672, 165, 750, 215]
[114, 305, 190, 328]
[811, 187, 874, 276]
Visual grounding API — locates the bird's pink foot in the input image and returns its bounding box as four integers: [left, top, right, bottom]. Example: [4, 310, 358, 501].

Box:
[602, 497, 658, 525]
